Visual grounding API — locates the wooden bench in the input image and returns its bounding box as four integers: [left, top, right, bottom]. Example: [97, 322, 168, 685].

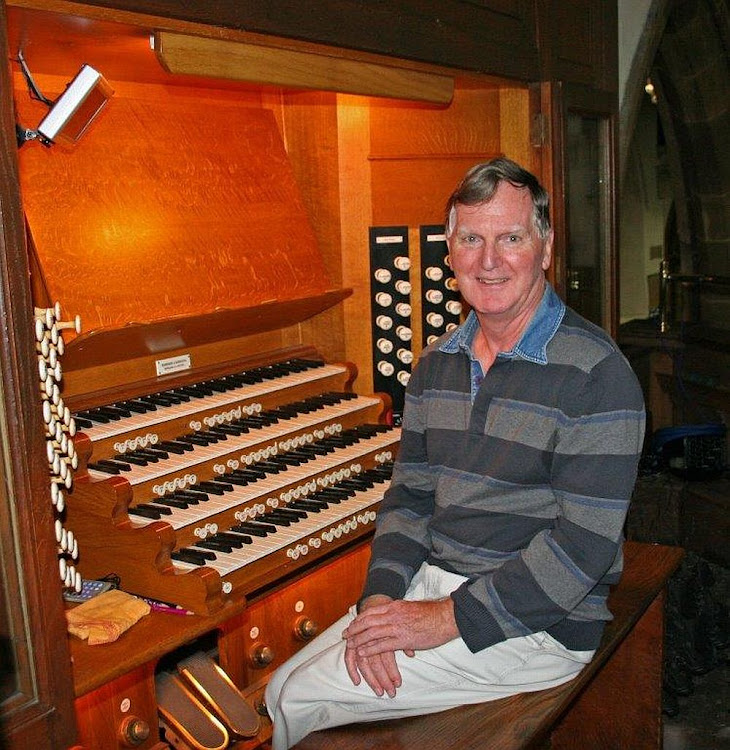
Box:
[292, 541, 684, 750]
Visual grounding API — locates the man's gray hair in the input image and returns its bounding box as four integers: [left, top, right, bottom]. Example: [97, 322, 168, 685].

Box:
[444, 157, 551, 240]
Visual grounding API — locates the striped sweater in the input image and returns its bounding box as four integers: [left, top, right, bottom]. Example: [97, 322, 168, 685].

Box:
[361, 285, 645, 652]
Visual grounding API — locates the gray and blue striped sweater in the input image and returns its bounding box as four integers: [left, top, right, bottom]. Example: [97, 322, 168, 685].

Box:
[362, 285, 645, 652]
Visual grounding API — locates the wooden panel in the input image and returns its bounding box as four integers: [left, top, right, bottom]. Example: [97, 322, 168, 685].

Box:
[0, 3, 78, 748]
[337, 95, 376, 396]
[277, 90, 348, 364]
[550, 593, 664, 749]
[219, 542, 371, 689]
[74, 662, 159, 750]
[372, 157, 494, 227]
[369, 89, 502, 157]
[369, 87, 503, 225]
[16, 86, 333, 336]
[155, 31, 454, 104]
[545, 0, 618, 93]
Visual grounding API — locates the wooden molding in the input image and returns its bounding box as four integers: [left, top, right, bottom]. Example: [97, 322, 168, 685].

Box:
[153, 31, 455, 104]
[62, 289, 352, 372]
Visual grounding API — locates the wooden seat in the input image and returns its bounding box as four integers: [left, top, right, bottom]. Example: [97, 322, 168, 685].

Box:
[292, 541, 684, 750]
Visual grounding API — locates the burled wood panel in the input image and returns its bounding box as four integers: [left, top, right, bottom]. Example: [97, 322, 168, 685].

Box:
[17, 89, 331, 334]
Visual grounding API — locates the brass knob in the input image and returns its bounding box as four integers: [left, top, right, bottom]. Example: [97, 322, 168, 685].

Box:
[118, 716, 150, 747]
[249, 642, 274, 668]
[294, 616, 319, 641]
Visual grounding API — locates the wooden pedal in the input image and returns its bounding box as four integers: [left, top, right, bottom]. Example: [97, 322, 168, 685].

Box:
[156, 672, 229, 750]
[178, 653, 261, 738]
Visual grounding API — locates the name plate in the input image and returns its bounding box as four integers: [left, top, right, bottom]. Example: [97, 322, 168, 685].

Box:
[155, 353, 192, 376]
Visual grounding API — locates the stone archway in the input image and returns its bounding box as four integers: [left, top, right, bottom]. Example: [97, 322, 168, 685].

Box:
[651, 0, 730, 278]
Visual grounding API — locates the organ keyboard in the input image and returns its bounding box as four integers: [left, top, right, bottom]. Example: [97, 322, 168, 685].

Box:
[66, 351, 399, 615]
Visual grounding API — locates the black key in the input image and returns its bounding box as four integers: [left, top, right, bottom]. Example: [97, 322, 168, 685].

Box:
[116, 399, 152, 414]
[269, 507, 307, 520]
[133, 449, 163, 462]
[129, 505, 165, 519]
[339, 478, 374, 490]
[73, 415, 94, 429]
[287, 449, 317, 460]
[114, 453, 147, 466]
[159, 440, 193, 454]
[173, 490, 206, 504]
[230, 522, 274, 537]
[140, 394, 176, 407]
[260, 514, 292, 527]
[177, 434, 214, 447]
[273, 455, 302, 466]
[189, 482, 228, 495]
[142, 447, 170, 460]
[216, 424, 247, 436]
[198, 431, 221, 444]
[230, 469, 267, 481]
[80, 410, 110, 424]
[98, 458, 132, 472]
[95, 405, 131, 420]
[165, 389, 191, 402]
[205, 428, 230, 440]
[143, 502, 172, 515]
[221, 475, 250, 486]
[153, 497, 189, 509]
[88, 461, 119, 474]
[195, 539, 233, 553]
[209, 478, 235, 492]
[288, 500, 324, 512]
[214, 532, 252, 547]
[176, 385, 213, 398]
[171, 549, 215, 565]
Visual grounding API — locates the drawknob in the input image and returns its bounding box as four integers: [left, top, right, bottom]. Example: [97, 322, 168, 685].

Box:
[294, 616, 319, 641]
[249, 642, 275, 668]
[118, 716, 150, 747]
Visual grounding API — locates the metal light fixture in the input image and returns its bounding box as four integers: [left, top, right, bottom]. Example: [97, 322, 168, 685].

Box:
[15, 51, 114, 147]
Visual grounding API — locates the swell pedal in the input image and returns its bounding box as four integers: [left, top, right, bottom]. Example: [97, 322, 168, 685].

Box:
[178, 652, 261, 738]
[156, 671, 229, 750]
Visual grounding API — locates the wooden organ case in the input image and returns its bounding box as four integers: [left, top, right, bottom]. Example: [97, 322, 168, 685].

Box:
[7, 4, 545, 748]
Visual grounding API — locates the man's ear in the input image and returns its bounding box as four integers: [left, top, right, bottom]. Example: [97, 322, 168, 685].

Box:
[541, 230, 554, 271]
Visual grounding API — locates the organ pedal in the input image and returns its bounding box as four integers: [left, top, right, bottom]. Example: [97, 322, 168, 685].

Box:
[177, 652, 261, 739]
[156, 671, 229, 750]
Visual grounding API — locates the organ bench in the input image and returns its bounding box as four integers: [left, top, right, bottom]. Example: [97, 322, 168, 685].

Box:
[292, 541, 684, 750]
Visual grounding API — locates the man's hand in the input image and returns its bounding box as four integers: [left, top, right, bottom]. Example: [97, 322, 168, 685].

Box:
[344, 595, 402, 697]
[342, 596, 459, 697]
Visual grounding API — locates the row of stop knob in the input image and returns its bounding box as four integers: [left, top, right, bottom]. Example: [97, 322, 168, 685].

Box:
[34, 301, 83, 595]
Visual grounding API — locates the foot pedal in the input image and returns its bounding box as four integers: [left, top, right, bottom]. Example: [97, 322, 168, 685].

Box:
[178, 652, 261, 738]
[156, 671, 229, 750]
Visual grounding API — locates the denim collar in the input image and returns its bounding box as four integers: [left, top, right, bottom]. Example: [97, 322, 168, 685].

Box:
[439, 283, 565, 365]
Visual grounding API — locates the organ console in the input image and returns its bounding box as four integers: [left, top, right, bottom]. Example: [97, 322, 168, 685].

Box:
[2, 3, 588, 746]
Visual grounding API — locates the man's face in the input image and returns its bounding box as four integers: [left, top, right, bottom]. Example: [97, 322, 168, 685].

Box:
[448, 181, 553, 326]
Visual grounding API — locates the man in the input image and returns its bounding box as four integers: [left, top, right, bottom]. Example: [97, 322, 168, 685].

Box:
[265, 157, 645, 749]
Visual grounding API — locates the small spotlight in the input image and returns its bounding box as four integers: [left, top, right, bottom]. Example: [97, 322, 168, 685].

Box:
[35, 65, 114, 146]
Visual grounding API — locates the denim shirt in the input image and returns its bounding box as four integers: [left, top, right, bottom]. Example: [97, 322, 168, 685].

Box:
[439, 282, 566, 401]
